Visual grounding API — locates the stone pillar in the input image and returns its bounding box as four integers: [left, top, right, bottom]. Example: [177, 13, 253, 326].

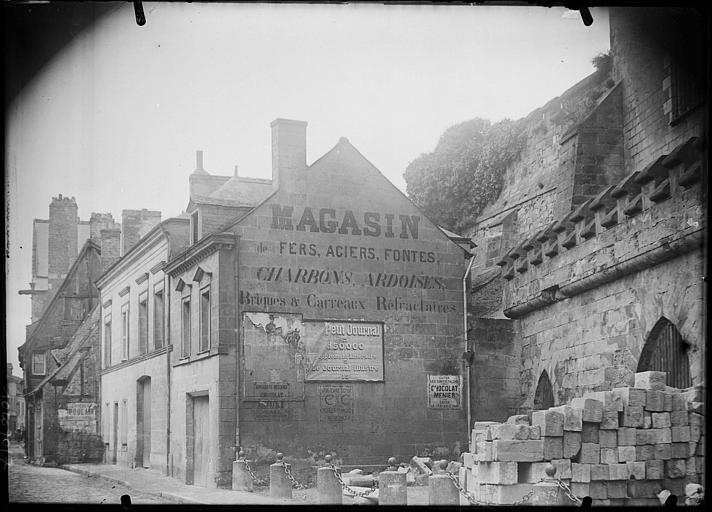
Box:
[270, 453, 292, 499]
[531, 463, 567, 506]
[232, 451, 253, 492]
[429, 460, 459, 505]
[317, 455, 342, 504]
[378, 457, 407, 505]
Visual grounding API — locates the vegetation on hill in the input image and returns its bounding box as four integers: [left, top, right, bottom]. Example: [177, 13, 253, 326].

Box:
[404, 117, 526, 233]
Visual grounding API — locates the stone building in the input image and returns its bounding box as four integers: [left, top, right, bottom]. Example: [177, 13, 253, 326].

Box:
[6, 364, 25, 435]
[118, 119, 472, 488]
[467, 6, 706, 424]
[97, 216, 189, 472]
[17, 195, 163, 465]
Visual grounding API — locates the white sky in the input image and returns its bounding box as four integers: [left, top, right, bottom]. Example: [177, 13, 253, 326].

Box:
[5, 3, 610, 370]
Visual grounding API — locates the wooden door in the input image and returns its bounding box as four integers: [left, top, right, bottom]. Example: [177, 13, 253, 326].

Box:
[192, 396, 209, 486]
[142, 379, 152, 468]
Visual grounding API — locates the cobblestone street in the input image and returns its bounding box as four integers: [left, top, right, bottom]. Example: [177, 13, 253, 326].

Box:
[7, 444, 164, 504]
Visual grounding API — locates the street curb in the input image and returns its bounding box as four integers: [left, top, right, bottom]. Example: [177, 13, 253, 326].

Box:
[59, 465, 131, 488]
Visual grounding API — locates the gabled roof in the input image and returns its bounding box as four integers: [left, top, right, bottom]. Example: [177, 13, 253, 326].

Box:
[19, 239, 100, 357]
[28, 305, 99, 395]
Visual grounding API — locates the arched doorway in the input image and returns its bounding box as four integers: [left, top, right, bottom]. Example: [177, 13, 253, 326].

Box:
[136, 376, 152, 468]
[533, 370, 555, 410]
[637, 317, 692, 389]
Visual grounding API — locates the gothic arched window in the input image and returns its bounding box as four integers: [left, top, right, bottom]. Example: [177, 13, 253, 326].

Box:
[533, 370, 555, 410]
[637, 317, 692, 389]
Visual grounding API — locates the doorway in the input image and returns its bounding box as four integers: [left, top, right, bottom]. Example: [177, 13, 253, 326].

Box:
[136, 377, 152, 468]
[33, 400, 43, 460]
[112, 402, 119, 464]
[191, 395, 209, 486]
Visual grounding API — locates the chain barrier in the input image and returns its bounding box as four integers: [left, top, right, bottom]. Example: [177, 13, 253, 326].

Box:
[556, 477, 582, 505]
[445, 470, 479, 505]
[328, 462, 379, 498]
[281, 460, 309, 490]
[242, 457, 269, 486]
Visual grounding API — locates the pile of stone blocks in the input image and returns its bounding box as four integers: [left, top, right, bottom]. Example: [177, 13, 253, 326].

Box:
[461, 372, 705, 506]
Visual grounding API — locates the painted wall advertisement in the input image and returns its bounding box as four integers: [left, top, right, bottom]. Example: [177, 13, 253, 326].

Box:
[427, 375, 462, 409]
[243, 313, 384, 395]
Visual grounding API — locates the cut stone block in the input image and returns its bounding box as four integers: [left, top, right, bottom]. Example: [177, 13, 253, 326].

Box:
[671, 394, 687, 411]
[635, 371, 667, 390]
[584, 390, 623, 412]
[645, 460, 664, 480]
[570, 482, 589, 498]
[463, 452, 476, 469]
[531, 410, 564, 436]
[600, 410, 619, 430]
[528, 426, 541, 440]
[588, 481, 608, 499]
[654, 427, 672, 444]
[670, 410, 689, 426]
[612, 387, 646, 408]
[571, 398, 603, 423]
[643, 411, 653, 429]
[591, 499, 610, 506]
[475, 441, 493, 461]
[617, 445, 636, 462]
[688, 411, 703, 426]
[685, 456, 696, 475]
[551, 459, 572, 480]
[663, 477, 686, 497]
[688, 401, 704, 414]
[620, 406, 644, 427]
[607, 481, 628, 498]
[491, 440, 544, 462]
[591, 464, 609, 480]
[617, 427, 636, 445]
[489, 424, 530, 440]
[628, 498, 661, 506]
[478, 461, 518, 485]
[652, 412, 671, 428]
[672, 426, 691, 442]
[563, 431, 581, 459]
[665, 459, 686, 479]
[549, 405, 582, 431]
[636, 429, 655, 445]
[542, 436, 563, 460]
[581, 422, 599, 443]
[600, 447, 618, 465]
[506, 414, 529, 425]
[645, 390, 665, 411]
[579, 443, 599, 464]
[689, 424, 701, 443]
[662, 393, 673, 412]
[479, 483, 535, 505]
[654, 443, 672, 460]
[635, 445, 654, 461]
[626, 461, 646, 480]
[571, 463, 591, 483]
[671, 443, 689, 459]
[599, 429, 617, 448]
[627, 479, 663, 499]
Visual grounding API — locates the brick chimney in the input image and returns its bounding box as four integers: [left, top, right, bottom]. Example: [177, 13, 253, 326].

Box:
[89, 212, 118, 240]
[271, 119, 307, 190]
[100, 227, 121, 271]
[48, 194, 78, 282]
[121, 209, 162, 256]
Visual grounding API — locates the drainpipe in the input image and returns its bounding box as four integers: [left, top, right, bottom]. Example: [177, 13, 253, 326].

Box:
[462, 254, 475, 445]
[233, 235, 241, 455]
[165, 268, 171, 476]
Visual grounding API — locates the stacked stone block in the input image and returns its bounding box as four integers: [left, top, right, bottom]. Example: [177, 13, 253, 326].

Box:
[461, 371, 704, 506]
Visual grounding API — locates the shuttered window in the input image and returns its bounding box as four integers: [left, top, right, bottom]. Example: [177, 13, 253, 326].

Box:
[637, 318, 692, 389]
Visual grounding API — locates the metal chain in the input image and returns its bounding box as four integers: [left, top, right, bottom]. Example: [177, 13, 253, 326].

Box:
[445, 471, 480, 505]
[281, 461, 309, 490]
[242, 458, 270, 486]
[329, 463, 378, 498]
[556, 478, 582, 505]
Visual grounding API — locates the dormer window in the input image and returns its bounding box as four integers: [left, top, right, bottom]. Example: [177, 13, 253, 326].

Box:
[190, 210, 200, 245]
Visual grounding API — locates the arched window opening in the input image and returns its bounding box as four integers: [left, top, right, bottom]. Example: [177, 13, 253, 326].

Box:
[533, 370, 555, 410]
[637, 317, 692, 389]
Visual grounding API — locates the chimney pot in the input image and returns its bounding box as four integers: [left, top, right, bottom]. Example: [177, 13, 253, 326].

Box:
[196, 150, 204, 171]
[234, 165, 239, 177]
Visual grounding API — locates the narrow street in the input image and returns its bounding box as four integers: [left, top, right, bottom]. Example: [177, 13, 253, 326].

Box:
[7, 443, 165, 504]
